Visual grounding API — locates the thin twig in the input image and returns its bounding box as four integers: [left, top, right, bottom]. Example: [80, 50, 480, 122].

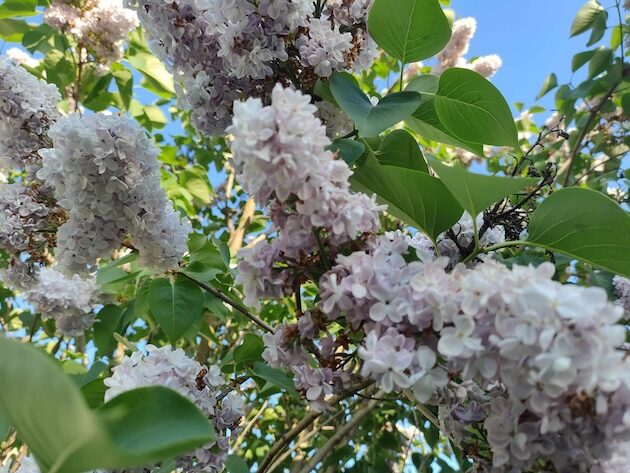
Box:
[561, 82, 619, 186]
[258, 379, 374, 473]
[233, 400, 269, 454]
[297, 391, 382, 473]
[180, 273, 274, 333]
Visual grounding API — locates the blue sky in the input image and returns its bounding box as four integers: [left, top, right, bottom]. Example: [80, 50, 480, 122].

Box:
[451, 0, 605, 112]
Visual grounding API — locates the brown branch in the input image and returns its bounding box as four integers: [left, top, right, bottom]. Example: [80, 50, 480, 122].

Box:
[258, 379, 374, 473]
[228, 197, 256, 254]
[297, 391, 382, 473]
[180, 272, 274, 333]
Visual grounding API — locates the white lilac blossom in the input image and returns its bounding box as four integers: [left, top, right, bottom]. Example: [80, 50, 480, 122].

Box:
[297, 17, 353, 78]
[320, 229, 630, 471]
[437, 213, 506, 266]
[37, 113, 191, 274]
[464, 54, 503, 79]
[45, 0, 138, 66]
[433, 17, 477, 74]
[20, 267, 100, 336]
[0, 56, 61, 173]
[613, 275, 630, 313]
[229, 84, 381, 307]
[5, 48, 39, 68]
[0, 456, 41, 473]
[433, 17, 502, 78]
[0, 183, 51, 257]
[126, 0, 377, 134]
[104, 345, 244, 473]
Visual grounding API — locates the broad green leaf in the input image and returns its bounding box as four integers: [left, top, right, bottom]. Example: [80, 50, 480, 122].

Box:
[368, 0, 451, 64]
[570, 0, 604, 37]
[80, 378, 107, 410]
[225, 455, 250, 473]
[233, 334, 264, 367]
[112, 65, 133, 111]
[93, 305, 124, 356]
[0, 407, 9, 441]
[313, 79, 337, 105]
[127, 51, 175, 96]
[251, 362, 298, 397]
[375, 130, 428, 173]
[328, 139, 365, 165]
[427, 157, 537, 219]
[572, 50, 596, 72]
[21, 24, 54, 53]
[527, 188, 630, 277]
[588, 47, 612, 79]
[586, 9, 607, 46]
[0, 0, 37, 18]
[0, 19, 30, 41]
[330, 73, 421, 137]
[182, 261, 221, 283]
[148, 277, 205, 344]
[351, 153, 463, 240]
[0, 338, 214, 473]
[434, 68, 519, 148]
[536, 73, 558, 100]
[405, 75, 484, 156]
[610, 25, 622, 49]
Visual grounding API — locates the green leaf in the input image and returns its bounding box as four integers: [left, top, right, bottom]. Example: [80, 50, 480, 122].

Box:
[536, 73, 558, 100]
[351, 153, 463, 240]
[405, 75, 484, 156]
[572, 50, 596, 72]
[148, 277, 205, 344]
[570, 0, 604, 36]
[93, 305, 124, 356]
[610, 25, 622, 50]
[0, 407, 9, 441]
[0, 0, 37, 18]
[127, 51, 175, 96]
[233, 334, 264, 367]
[225, 455, 250, 473]
[112, 65, 133, 111]
[0, 338, 214, 473]
[329, 73, 421, 137]
[586, 9, 607, 46]
[328, 139, 365, 165]
[182, 261, 221, 283]
[368, 0, 451, 64]
[434, 68, 519, 148]
[375, 130, 428, 173]
[527, 188, 630, 277]
[588, 47, 612, 79]
[427, 157, 538, 219]
[22, 24, 54, 53]
[0, 19, 30, 41]
[80, 378, 107, 410]
[251, 362, 298, 397]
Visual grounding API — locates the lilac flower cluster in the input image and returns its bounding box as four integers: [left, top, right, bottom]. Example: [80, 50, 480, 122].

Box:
[45, 0, 138, 67]
[229, 84, 381, 308]
[104, 345, 245, 472]
[431, 17, 502, 79]
[321, 238, 630, 471]
[20, 267, 100, 336]
[613, 275, 630, 313]
[0, 57, 60, 174]
[125, 0, 378, 135]
[37, 113, 191, 274]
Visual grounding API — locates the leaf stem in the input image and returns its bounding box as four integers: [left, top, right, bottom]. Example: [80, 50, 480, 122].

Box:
[180, 272, 274, 333]
[461, 240, 525, 265]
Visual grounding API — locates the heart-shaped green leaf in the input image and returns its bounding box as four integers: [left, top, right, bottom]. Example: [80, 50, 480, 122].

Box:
[434, 68, 519, 148]
[527, 188, 630, 277]
[368, 0, 451, 64]
[148, 277, 204, 344]
[0, 337, 214, 473]
[570, 0, 604, 37]
[328, 138, 365, 165]
[427, 157, 538, 218]
[330, 73, 421, 137]
[351, 153, 463, 241]
[375, 130, 428, 173]
[405, 75, 484, 156]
